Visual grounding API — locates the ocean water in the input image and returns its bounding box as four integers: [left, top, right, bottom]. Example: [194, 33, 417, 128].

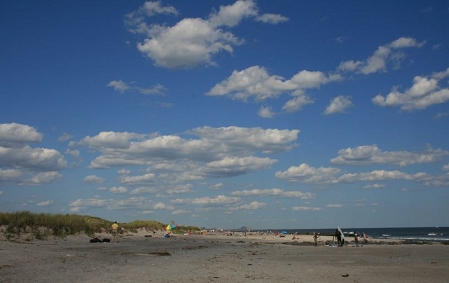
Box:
[261, 227, 449, 242]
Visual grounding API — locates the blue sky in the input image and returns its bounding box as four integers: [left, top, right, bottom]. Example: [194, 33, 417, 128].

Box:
[1, 0, 449, 229]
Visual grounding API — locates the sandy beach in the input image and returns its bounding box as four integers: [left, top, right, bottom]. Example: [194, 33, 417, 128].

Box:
[1, 231, 449, 283]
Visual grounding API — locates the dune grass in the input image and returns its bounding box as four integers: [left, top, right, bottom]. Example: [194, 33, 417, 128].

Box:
[0, 211, 200, 240]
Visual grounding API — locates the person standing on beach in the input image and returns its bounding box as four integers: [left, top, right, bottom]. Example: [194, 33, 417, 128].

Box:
[363, 232, 368, 244]
[354, 231, 359, 247]
[335, 229, 341, 246]
[111, 221, 119, 242]
[313, 232, 318, 246]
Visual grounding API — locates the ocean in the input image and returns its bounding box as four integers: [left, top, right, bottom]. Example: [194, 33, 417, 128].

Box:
[259, 227, 449, 242]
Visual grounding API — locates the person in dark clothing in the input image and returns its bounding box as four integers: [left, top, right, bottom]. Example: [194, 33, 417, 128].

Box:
[335, 229, 341, 246]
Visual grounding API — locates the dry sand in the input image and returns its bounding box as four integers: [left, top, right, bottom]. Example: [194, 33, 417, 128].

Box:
[1, 231, 449, 283]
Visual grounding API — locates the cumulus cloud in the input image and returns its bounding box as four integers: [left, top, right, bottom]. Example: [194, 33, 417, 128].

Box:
[125, 0, 287, 69]
[119, 173, 156, 184]
[78, 127, 298, 180]
[337, 37, 425, 75]
[109, 186, 128, 194]
[372, 67, 449, 111]
[202, 156, 277, 178]
[276, 163, 430, 186]
[207, 66, 340, 102]
[231, 188, 314, 199]
[323, 95, 353, 115]
[69, 197, 159, 212]
[0, 123, 42, 144]
[0, 123, 67, 186]
[207, 66, 341, 113]
[230, 201, 266, 210]
[363, 183, 385, 189]
[84, 175, 106, 184]
[24, 172, 62, 185]
[275, 163, 341, 184]
[331, 145, 448, 166]
[172, 195, 240, 205]
[0, 169, 22, 183]
[0, 146, 67, 171]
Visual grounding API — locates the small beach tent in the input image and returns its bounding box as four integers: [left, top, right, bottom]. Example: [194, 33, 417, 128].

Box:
[164, 221, 178, 231]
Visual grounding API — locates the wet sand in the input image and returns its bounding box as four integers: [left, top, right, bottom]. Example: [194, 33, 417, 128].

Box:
[1, 232, 449, 283]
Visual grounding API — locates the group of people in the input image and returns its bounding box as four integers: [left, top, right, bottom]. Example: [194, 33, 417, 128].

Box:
[334, 229, 369, 247]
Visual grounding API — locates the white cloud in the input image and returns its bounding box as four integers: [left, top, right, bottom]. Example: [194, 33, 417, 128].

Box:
[208, 0, 258, 28]
[323, 95, 353, 115]
[109, 186, 128, 194]
[172, 195, 240, 205]
[107, 80, 130, 93]
[171, 209, 189, 215]
[0, 146, 67, 171]
[119, 173, 155, 184]
[202, 156, 277, 178]
[0, 123, 42, 144]
[69, 197, 148, 211]
[125, 1, 179, 35]
[24, 172, 62, 185]
[292, 206, 321, 211]
[165, 184, 193, 195]
[372, 67, 449, 111]
[118, 169, 131, 175]
[107, 80, 166, 95]
[84, 175, 105, 184]
[37, 200, 54, 207]
[79, 131, 146, 150]
[231, 201, 266, 210]
[207, 66, 340, 113]
[130, 186, 158, 195]
[255, 13, 289, 24]
[276, 162, 431, 186]
[331, 145, 448, 166]
[258, 106, 275, 118]
[58, 132, 73, 142]
[338, 37, 425, 74]
[327, 204, 343, 208]
[282, 95, 314, 113]
[231, 188, 314, 199]
[207, 66, 339, 103]
[210, 183, 224, 190]
[363, 183, 385, 189]
[80, 126, 298, 174]
[275, 163, 341, 184]
[0, 169, 22, 183]
[126, 0, 287, 69]
[337, 170, 428, 183]
[153, 202, 174, 210]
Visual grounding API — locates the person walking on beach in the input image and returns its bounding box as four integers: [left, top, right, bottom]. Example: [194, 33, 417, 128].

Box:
[111, 221, 119, 242]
